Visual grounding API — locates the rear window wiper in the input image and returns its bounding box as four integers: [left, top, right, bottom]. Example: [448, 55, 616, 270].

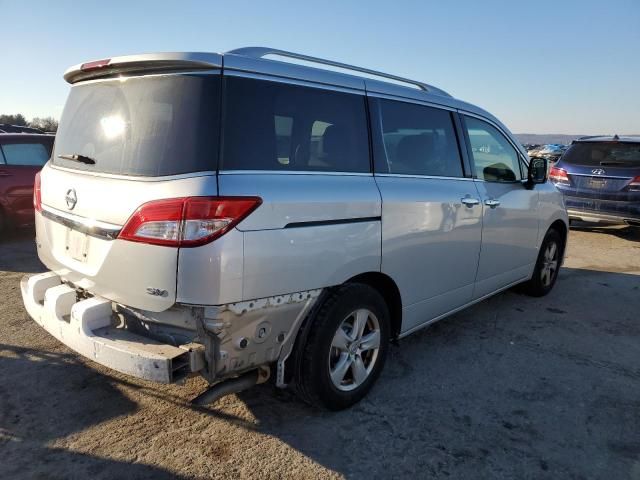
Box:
[57, 153, 96, 165]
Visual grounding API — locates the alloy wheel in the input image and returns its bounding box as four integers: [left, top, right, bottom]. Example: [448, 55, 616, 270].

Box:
[541, 241, 559, 287]
[329, 308, 381, 392]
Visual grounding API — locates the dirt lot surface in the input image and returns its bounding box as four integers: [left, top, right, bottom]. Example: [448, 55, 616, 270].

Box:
[1, 224, 639, 479]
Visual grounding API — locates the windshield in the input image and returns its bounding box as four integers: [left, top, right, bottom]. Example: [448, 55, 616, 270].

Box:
[561, 142, 640, 167]
[52, 73, 220, 176]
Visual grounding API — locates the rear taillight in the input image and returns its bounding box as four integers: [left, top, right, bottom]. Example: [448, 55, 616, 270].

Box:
[118, 197, 262, 247]
[629, 176, 640, 192]
[549, 166, 570, 185]
[33, 171, 42, 212]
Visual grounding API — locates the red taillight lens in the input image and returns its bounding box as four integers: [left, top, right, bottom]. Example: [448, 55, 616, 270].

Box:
[33, 171, 42, 212]
[629, 176, 640, 192]
[549, 166, 569, 185]
[118, 197, 262, 247]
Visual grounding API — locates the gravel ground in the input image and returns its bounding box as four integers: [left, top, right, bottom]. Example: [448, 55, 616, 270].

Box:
[1, 224, 639, 479]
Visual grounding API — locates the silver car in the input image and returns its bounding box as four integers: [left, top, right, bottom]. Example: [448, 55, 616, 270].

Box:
[21, 48, 568, 410]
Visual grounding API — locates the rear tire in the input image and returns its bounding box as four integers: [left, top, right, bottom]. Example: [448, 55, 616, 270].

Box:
[520, 229, 562, 297]
[294, 283, 390, 410]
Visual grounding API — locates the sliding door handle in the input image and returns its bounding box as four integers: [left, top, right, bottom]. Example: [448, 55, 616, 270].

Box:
[484, 199, 501, 208]
[461, 196, 480, 207]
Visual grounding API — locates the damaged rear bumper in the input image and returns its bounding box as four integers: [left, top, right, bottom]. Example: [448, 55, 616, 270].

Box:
[21, 271, 323, 388]
[20, 271, 194, 383]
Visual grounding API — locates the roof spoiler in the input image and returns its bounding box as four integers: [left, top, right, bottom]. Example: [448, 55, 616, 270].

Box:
[64, 52, 222, 84]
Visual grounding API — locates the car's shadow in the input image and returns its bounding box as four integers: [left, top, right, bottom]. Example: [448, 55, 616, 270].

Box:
[0, 343, 189, 479]
[228, 266, 640, 478]
[3, 266, 640, 478]
[0, 228, 44, 274]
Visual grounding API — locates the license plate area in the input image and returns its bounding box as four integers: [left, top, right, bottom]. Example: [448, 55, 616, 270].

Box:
[587, 177, 607, 189]
[66, 228, 89, 262]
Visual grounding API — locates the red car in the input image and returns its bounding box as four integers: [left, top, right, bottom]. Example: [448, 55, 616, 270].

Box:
[0, 133, 54, 231]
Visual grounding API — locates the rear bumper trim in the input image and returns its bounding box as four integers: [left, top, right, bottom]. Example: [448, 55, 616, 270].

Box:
[567, 208, 640, 225]
[21, 272, 191, 383]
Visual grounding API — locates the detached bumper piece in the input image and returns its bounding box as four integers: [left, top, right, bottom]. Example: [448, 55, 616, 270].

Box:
[21, 272, 192, 383]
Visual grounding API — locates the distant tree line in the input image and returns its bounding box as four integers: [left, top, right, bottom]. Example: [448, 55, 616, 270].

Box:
[0, 113, 58, 132]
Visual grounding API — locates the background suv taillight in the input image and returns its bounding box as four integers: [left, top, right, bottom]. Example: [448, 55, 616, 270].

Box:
[118, 197, 262, 247]
[33, 171, 42, 212]
[549, 166, 570, 186]
[628, 176, 640, 192]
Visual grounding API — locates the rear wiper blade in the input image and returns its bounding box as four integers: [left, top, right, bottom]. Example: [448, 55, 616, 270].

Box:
[57, 153, 96, 165]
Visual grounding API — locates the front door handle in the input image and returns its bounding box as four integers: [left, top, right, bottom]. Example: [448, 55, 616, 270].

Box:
[0, 170, 12, 177]
[461, 196, 480, 207]
[484, 199, 501, 208]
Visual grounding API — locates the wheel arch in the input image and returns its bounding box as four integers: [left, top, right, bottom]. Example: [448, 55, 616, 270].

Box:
[346, 272, 403, 340]
[548, 219, 568, 264]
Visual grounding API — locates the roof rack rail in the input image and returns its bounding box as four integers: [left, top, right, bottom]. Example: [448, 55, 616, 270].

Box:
[226, 47, 451, 97]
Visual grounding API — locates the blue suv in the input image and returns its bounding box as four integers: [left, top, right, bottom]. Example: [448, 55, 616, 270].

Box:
[549, 135, 640, 227]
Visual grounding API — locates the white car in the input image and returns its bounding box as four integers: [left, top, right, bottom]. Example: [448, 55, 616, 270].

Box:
[21, 48, 568, 410]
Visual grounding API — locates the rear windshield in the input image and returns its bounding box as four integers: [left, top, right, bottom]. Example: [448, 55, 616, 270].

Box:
[562, 142, 640, 167]
[53, 74, 220, 176]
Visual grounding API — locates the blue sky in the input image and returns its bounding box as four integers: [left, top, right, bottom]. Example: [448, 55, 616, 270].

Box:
[1, 0, 638, 134]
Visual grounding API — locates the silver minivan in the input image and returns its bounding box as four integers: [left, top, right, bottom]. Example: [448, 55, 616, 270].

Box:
[21, 48, 568, 410]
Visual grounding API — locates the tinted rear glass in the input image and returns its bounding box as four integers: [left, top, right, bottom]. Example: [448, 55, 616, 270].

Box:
[52, 74, 220, 176]
[221, 77, 370, 172]
[562, 142, 640, 167]
[374, 99, 463, 177]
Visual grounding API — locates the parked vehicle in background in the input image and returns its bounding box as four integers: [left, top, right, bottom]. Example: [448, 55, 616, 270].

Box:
[0, 124, 45, 134]
[525, 144, 541, 157]
[21, 48, 568, 410]
[535, 144, 567, 163]
[0, 133, 54, 231]
[550, 135, 640, 227]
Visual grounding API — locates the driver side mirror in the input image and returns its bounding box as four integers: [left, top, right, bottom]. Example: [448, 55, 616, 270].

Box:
[526, 157, 548, 189]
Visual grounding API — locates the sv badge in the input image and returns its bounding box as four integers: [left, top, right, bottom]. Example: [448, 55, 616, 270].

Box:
[146, 287, 168, 297]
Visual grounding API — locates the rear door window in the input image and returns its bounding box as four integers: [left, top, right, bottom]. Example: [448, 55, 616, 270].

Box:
[52, 73, 220, 176]
[372, 99, 463, 177]
[464, 116, 522, 182]
[221, 77, 370, 173]
[0, 142, 51, 166]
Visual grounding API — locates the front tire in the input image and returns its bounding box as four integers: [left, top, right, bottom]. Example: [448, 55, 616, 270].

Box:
[520, 229, 563, 297]
[294, 283, 390, 410]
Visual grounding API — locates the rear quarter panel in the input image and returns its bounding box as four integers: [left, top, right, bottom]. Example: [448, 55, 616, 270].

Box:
[536, 182, 569, 255]
[192, 172, 383, 303]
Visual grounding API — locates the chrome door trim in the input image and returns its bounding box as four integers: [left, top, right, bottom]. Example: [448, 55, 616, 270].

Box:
[218, 170, 373, 177]
[375, 173, 474, 181]
[40, 205, 122, 240]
